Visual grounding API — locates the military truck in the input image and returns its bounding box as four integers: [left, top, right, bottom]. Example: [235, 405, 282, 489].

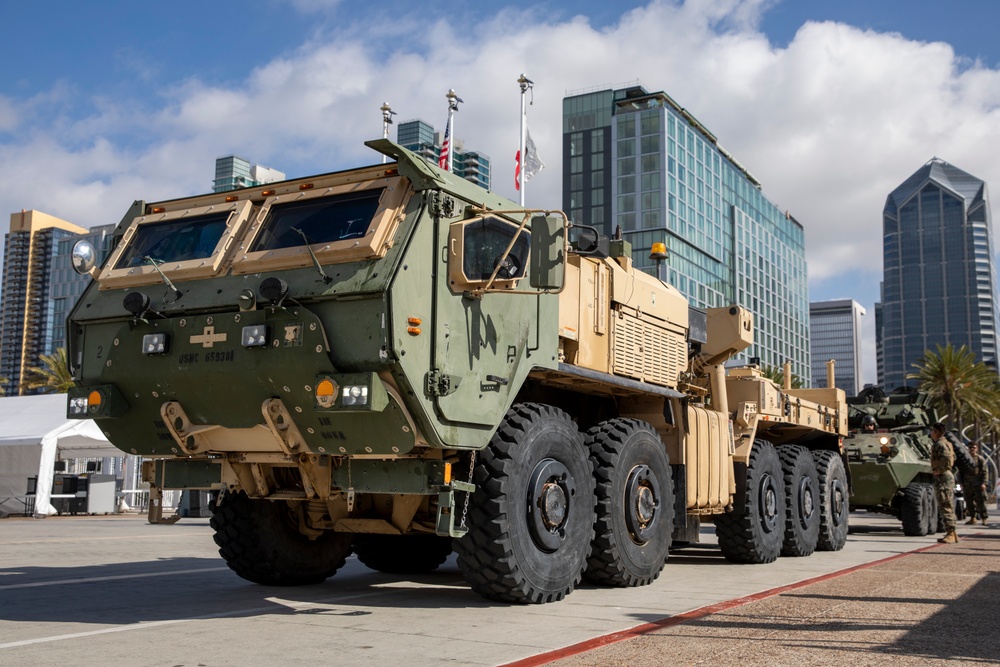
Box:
[844, 387, 939, 536]
[66, 139, 849, 604]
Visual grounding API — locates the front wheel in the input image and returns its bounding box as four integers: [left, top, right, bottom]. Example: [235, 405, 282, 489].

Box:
[716, 441, 785, 564]
[900, 484, 928, 536]
[210, 492, 353, 586]
[454, 403, 595, 604]
[584, 419, 674, 587]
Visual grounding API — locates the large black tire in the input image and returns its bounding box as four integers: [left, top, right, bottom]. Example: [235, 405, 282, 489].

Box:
[946, 432, 977, 477]
[583, 419, 674, 587]
[812, 450, 849, 551]
[716, 441, 785, 564]
[210, 491, 353, 586]
[454, 403, 595, 604]
[354, 534, 453, 574]
[919, 482, 939, 535]
[779, 445, 821, 557]
[900, 484, 927, 536]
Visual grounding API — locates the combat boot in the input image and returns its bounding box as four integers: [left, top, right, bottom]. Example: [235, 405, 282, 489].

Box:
[966, 517, 977, 525]
[982, 518, 989, 526]
[938, 529, 959, 544]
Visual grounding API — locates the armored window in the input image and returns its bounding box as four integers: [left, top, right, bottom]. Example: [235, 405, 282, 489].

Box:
[250, 189, 382, 252]
[114, 212, 230, 269]
[447, 215, 529, 292]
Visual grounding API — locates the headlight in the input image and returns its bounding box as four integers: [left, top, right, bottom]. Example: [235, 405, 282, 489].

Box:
[241, 325, 269, 348]
[69, 396, 89, 416]
[342, 385, 369, 406]
[142, 333, 169, 355]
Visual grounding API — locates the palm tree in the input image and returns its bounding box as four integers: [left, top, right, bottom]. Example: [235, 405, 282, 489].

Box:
[23, 348, 75, 394]
[907, 344, 998, 430]
[760, 363, 805, 389]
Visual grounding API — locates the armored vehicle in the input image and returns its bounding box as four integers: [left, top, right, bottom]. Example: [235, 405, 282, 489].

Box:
[66, 139, 849, 604]
[845, 387, 939, 535]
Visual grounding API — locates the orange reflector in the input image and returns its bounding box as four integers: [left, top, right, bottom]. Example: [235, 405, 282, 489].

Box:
[444, 463, 452, 485]
[407, 327, 421, 336]
[225, 195, 238, 202]
[261, 189, 276, 197]
[880, 445, 891, 455]
[407, 317, 422, 326]
[299, 183, 314, 190]
[316, 379, 336, 398]
[88, 390, 102, 407]
[151, 207, 166, 213]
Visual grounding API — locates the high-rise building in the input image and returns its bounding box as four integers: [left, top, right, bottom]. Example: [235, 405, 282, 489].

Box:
[877, 158, 998, 390]
[0, 210, 88, 395]
[397, 119, 492, 191]
[810, 299, 866, 396]
[562, 84, 810, 380]
[51, 224, 116, 353]
[213, 156, 285, 193]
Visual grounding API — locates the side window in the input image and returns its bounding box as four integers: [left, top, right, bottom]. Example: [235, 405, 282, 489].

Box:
[114, 212, 231, 269]
[250, 189, 382, 251]
[448, 215, 529, 293]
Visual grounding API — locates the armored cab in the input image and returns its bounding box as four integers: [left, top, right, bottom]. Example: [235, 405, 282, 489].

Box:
[845, 387, 939, 535]
[66, 140, 849, 604]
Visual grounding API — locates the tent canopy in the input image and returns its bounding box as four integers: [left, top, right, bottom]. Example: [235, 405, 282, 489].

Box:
[0, 394, 119, 517]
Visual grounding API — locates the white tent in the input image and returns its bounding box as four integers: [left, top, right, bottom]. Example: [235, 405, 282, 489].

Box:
[0, 394, 120, 518]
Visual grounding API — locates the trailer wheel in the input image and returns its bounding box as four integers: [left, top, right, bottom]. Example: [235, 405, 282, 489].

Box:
[583, 419, 674, 587]
[812, 450, 849, 551]
[210, 491, 353, 586]
[900, 484, 928, 536]
[454, 403, 595, 603]
[779, 445, 821, 557]
[716, 441, 785, 564]
[353, 534, 453, 574]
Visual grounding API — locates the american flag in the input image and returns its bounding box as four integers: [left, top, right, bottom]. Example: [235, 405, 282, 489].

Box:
[438, 121, 451, 170]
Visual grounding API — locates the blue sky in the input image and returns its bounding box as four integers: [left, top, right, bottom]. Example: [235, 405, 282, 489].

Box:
[3, 0, 1000, 384]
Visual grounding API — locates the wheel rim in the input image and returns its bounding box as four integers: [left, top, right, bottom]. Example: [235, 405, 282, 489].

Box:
[624, 464, 660, 545]
[798, 476, 816, 528]
[759, 472, 779, 533]
[527, 458, 575, 552]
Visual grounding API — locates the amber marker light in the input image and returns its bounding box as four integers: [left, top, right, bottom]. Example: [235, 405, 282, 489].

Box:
[444, 463, 453, 484]
[407, 317, 422, 326]
[384, 168, 399, 176]
[299, 183, 314, 190]
[225, 195, 239, 202]
[407, 327, 421, 336]
[261, 189, 276, 197]
[316, 378, 338, 408]
[88, 390, 103, 410]
[151, 207, 166, 213]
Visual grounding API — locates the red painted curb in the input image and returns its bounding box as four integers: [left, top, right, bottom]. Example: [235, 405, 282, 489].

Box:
[500, 540, 949, 667]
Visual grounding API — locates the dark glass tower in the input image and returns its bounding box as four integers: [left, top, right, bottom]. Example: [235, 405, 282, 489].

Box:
[878, 159, 997, 390]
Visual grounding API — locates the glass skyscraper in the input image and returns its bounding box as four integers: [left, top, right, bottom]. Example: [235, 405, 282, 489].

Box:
[213, 156, 285, 193]
[810, 299, 865, 396]
[397, 119, 492, 191]
[877, 158, 998, 390]
[562, 85, 810, 380]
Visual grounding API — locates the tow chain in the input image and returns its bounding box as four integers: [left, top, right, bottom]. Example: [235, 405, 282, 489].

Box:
[459, 450, 476, 530]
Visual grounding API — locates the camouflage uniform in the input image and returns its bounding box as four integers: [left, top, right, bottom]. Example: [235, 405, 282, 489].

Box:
[931, 434, 956, 531]
[962, 452, 989, 522]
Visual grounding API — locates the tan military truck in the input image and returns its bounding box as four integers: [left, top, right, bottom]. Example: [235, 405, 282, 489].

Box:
[67, 139, 848, 604]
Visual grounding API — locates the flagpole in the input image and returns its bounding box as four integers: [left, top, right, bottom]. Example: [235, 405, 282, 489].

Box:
[445, 89, 462, 173]
[380, 101, 395, 164]
[517, 74, 530, 206]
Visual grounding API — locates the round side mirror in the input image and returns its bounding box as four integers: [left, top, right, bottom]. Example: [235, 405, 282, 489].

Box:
[71, 240, 97, 275]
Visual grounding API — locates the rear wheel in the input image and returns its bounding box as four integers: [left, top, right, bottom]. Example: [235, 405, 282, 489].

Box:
[900, 484, 927, 536]
[354, 534, 453, 574]
[454, 403, 595, 603]
[584, 419, 674, 587]
[716, 441, 785, 564]
[812, 450, 849, 551]
[210, 492, 353, 586]
[779, 445, 821, 557]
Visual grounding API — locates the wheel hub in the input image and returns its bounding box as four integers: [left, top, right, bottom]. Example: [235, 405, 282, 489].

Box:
[831, 481, 846, 527]
[625, 464, 660, 544]
[798, 476, 816, 527]
[527, 458, 575, 552]
[760, 473, 778, 532]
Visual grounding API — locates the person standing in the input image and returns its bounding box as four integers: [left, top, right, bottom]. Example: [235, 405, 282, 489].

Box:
[962, 442, 989, 526]
[930, 423, 958, 543]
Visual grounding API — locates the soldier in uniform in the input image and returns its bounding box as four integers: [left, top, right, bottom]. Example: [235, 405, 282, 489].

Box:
[963, 441, 989, 526]
[860, 414, 877, 433]
[930, 422, 958, 543]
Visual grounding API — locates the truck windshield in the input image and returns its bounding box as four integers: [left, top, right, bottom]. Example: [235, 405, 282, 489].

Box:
[114, 212, 231, 269]
[250, 189, 383, 251]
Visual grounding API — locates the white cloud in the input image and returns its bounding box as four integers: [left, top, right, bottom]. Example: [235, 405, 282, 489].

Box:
[3, 0, 1000, 385]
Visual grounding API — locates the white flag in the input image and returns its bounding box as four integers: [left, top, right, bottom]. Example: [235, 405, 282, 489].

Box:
[523, 128, 545, 181]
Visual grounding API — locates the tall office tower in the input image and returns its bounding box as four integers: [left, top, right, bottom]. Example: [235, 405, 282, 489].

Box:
[877, 158, 998, 390]
[0, 210, 88, 395]
[397, 119, 492, 191]
[50, 224, 116, 353]
[212, 156, 285, 193]
[562, 84, 810, 380]
[810, 299, 866, 396]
